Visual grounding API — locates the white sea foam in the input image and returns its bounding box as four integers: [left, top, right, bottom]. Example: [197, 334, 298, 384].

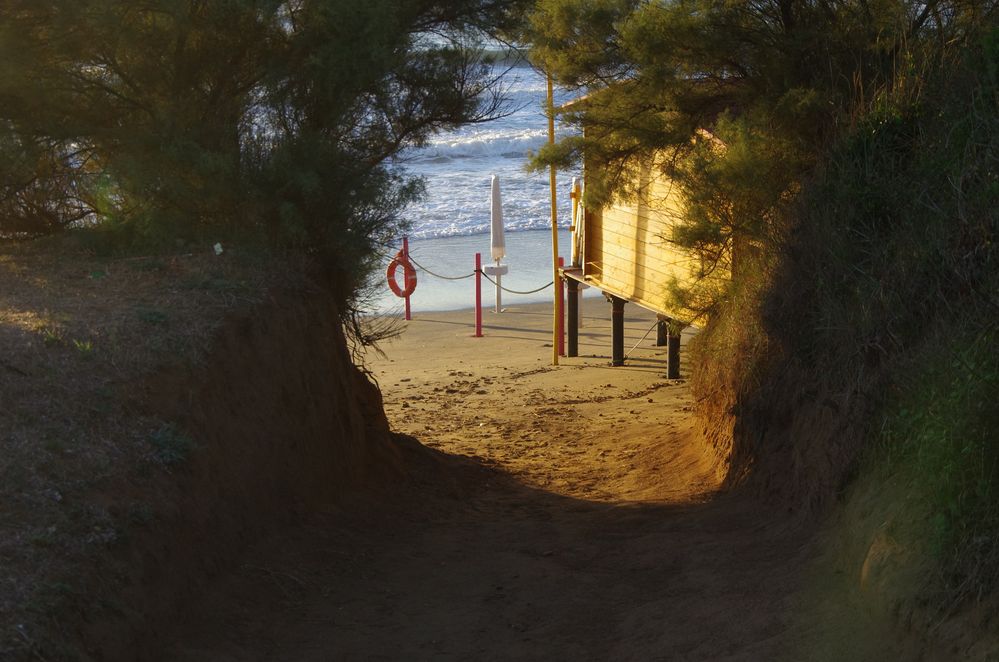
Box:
[415, 128, 546, 162]
[397, 64, 581, 242]
[366, 64, 589, 311]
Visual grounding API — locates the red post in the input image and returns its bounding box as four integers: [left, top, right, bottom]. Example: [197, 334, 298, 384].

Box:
[402, 236, 412, 321]
[474, 252, 483, 337]
[557, 257, 565, 356]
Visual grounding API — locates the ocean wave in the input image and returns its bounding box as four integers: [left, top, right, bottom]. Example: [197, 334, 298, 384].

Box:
[414, 129, 546, 162]
[402, 161, 581, 242]
[404, 219, 569, 241]
[408, 204, 569, 239]
[395, 60, 581, 244]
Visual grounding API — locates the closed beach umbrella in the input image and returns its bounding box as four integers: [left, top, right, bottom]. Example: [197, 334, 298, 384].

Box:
[490, 174, 505, 262]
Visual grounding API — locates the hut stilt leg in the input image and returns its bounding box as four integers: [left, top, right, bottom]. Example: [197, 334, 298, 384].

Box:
[567, 279, 579, 357]
[667, 329, 681, 379]
[611, 295, 625, 366]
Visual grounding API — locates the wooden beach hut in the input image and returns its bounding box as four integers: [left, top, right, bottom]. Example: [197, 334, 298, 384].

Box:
[561, 145, 730, 373]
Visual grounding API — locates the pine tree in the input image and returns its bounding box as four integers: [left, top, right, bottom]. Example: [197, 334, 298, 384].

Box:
[0, 0, 531, 297]
[523, 0, 995, 316]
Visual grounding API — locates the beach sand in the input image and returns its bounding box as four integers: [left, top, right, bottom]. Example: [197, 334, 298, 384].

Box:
[164, 301, 816, 660]
[367, 300, 723, 502]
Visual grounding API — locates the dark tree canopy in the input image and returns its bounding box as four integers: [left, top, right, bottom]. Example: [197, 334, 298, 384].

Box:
[526, 4, 999, 594]
[0, 0, 530, 296]
[523, 0, 997, 317]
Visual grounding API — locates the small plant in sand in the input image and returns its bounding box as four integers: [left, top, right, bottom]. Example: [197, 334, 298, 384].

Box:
[136, 307, 169, 326]
[149, 424, 197, 467]
[72, 338, 94, 357]
[40, 326, 62, 347]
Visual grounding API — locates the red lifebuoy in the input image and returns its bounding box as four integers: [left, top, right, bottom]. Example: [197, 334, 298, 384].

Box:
[386, 249, 417, 298]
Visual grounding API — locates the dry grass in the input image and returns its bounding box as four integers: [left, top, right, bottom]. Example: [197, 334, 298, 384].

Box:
[0, 236, 305, 659]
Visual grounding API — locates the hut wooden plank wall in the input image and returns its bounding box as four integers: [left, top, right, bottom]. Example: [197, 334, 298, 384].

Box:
[584, 162, 695, 312]
[563, 151, 730, 371]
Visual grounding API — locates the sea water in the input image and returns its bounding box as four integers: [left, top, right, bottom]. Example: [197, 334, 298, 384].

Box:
[368, 61, 599, 314]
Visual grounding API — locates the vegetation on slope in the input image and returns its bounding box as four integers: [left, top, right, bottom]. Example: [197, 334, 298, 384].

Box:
[774, 37, 998, 609]
[525, 0, 998, 633]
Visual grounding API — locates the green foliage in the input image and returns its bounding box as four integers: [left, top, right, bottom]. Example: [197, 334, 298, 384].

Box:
[40, 326, 62, 347]
[71, 339, 94, 358]
[886, 332, 999, 596]
[525, 0, 994, 318]
[713, 27, 998, 608]
[0, 0, 532, 310]
[527, 136, 587, 172]
[531, 0, 998, 615]
[766, 29, 998, 374]
[527, 0, 636, 86]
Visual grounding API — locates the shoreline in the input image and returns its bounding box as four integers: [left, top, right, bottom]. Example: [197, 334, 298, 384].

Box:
[368, 229, 604, 315]
[365, 300, 691, 377]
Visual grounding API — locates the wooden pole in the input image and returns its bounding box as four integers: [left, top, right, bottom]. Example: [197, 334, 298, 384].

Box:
[557, 257, 565, 356]
[547, 73, 560, 366]
[402, 236, 412, 321]
[474, 252, 483, 338]
[567, 278, 579, 357]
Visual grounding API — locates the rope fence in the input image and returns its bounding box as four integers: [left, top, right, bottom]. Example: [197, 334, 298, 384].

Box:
[379, 240, 671, 368]
[480, 272, 553, 295]
[406, 254, 475, 281]
[624, 320, 663, 360]
[380, 240, 567, 340]
[379, 246, 555, 296]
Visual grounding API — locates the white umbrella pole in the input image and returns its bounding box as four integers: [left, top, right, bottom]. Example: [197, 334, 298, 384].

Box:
[495, 260, 502, 313]
[489, 174, 507, 313]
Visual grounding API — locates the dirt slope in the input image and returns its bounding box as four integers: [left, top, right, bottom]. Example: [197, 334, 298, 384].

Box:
[153, 306, 818, 660]
[0, 243, 397, 660]
[155, 304, 967, 660]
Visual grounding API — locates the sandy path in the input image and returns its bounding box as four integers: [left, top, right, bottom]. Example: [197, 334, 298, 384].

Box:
[162, 304, 814, 660]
